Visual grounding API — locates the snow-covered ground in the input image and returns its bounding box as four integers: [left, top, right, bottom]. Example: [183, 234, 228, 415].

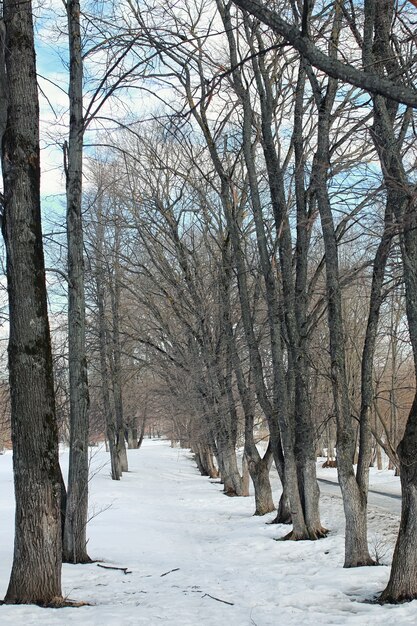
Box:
[316, 461, 401, 497]
[0, 440, 415, 625]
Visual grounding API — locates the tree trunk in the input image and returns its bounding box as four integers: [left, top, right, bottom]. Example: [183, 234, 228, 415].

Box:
[269, 427, 292, 524]
[193, 444, 208, 476]
[368, 1, 417, 599]
[273, 486, 292, 525]
[95, 196, 121, 481]
[127, 426, 138, 449]
[203, 446, 218, 478]
[380, 399, 417, 602]
[137, 417, 146, 449]
[97, 274, 121, 480]
[315, 144, 373, 565]
[218, 438, 243, 496]
[247, 445, 275, 515]
[109, 220, 128, 472]
[242, 453, 250, 497]
[2, 0, 62, 603]
[63, 0, 90, 565]
[308, 5, 373, 564]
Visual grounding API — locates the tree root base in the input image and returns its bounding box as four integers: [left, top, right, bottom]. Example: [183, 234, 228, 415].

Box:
[223, 489, 243, 497]
[2, 597, 91, 608]
[253, 508, 276, 516]
[268, 515, 292, 525]
[63, 555, 93, 565]
[44, 598, 92, 609]
[343, 557, 377, 568]
[277, 526, 329, 541]
[378, 591, 417, 605]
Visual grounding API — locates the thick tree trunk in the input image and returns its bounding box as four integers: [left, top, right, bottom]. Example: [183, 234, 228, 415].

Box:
[247, 446, 275, 515]
[368, 1, 417, 598]
[203, 446, 218, 478]
[2, 0, 62, 603]
[193, 445, 209, 476]
[127, 426, 138, 449]
[273, 487, 292, 525]
[380, 399, 417, 602]
[218, 438, 243, 496]
[63, 0, 90, 565]
[194, 443, 218, 478]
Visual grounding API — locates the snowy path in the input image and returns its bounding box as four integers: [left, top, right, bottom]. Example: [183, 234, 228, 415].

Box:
[0, 440, 416, 625]
[318, 478, 402, 516]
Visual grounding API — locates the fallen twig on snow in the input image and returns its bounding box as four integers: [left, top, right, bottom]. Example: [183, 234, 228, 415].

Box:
[160, 567, 180, 577]
[202, 593, 234, 606]
[97, 564, 131, 575]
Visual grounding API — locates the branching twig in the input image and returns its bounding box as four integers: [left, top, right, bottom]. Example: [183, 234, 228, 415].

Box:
[202, 593, 234, 606]
[97, 563, 132, 574]
[160, 567, 180, 577]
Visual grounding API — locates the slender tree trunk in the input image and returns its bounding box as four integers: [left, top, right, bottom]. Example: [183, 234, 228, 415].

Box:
[137, 417, 147, 449]
[242, 453, 250, 497]
[314, 124, 373, 566]
[97, 271, 121, 480]
[2, 0, 62, 603]
[307, 4, 373, 565]
[63, 0, 90, 565]
[109, 220, 128, 472]
[291, 60, 324, 538]
[94, 192, 121, 480]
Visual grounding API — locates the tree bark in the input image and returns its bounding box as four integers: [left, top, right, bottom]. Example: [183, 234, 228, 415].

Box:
[247, 445, 275, 515]
[95, 197, 121, 480]
[2, 0, 62, 603]
[63, 0, 91, 565]
[109, 219, 128, 472]
[369, 0, 417, 601]
[309, 4, 373, 566]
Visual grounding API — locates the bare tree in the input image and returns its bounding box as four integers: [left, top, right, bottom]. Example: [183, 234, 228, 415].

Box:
[63, 0, 91, 565]
[1, 0, 62, 604]
[231, 0, 417, 106]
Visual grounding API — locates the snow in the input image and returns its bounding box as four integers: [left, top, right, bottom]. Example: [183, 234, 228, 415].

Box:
[316, 461, 401, 497]
[0, 440, 416, 625]
[316, 461, 402, 516]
